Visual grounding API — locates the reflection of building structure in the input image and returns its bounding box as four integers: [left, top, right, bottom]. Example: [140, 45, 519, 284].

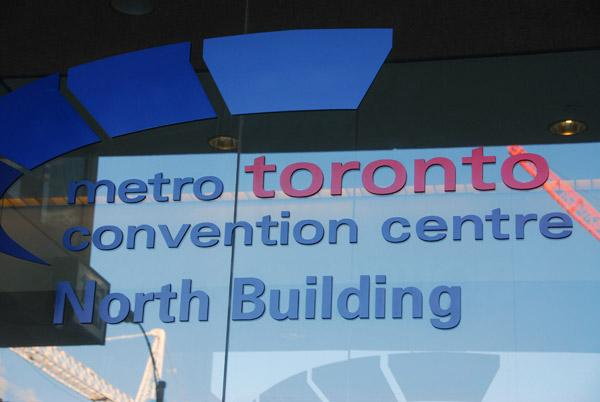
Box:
[0, 259, 108, 347]
[10, 328, 165, 402]
[258, 352, 499, 402]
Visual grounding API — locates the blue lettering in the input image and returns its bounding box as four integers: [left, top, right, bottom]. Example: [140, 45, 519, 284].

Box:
[416, 216, 447, 242]
[337, 275, 370, 319]
[232, 277, 266, 320]
[540, 212, 573, 239]
[382, 217, 410, 243]
[429, 286, 461, 329]
[293, 220, 324, 245]
[99, 293, 130, 324]
[54, 280, 95, 324]
[118, 179, 147, 203]
[62, 226, 90, 251]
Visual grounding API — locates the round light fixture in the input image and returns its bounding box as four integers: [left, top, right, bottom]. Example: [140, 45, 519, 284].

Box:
[111, 0, 154, 16]
[549, 119, 587, 136]
[209, 136, 238, 150]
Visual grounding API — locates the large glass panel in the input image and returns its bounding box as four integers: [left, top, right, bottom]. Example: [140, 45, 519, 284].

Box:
[224, 143, 600, 401]
[85, 153, 236, 401]
[222, 49, 600, 401]
[1, 48, 599, 402]
[0, 118, 238, 401]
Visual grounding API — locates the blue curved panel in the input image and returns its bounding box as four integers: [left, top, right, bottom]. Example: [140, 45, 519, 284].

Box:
[68, 43, 216, 137]
[0, 161, 22, 198]
[0, 161, 48, 264]
[203, 29, 392, 115]
[0, 227, 48, 265]
[0, 74, 100, 170]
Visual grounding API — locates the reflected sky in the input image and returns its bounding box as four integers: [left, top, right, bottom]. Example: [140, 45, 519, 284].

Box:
[3, 143, 600, 402]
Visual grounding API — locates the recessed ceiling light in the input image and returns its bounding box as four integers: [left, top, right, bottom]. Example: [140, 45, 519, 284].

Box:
[209, 136, 238, 150]
[111, 0, 154, 16]
[549, 119, 587, 136]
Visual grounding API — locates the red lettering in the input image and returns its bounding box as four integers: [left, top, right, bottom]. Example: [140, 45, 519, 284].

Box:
[462, 147, 496, 191]
[362, 160, 406, 195]
[331, 162, 360, 196]
[280, 162, 324, 197]
[245, 156, 276, 198]
[414, 157, 456, 193]
[501, 153, 549, 190]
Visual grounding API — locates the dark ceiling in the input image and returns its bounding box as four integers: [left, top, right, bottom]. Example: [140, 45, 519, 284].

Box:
[1, 0, 599, 76]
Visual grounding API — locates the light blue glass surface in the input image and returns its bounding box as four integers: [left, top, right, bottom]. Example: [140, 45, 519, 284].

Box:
[2, 144, 599, 402]
[225, 144, 600, 401]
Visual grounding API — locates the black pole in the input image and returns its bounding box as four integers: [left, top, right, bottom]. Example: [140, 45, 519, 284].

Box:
[127, 316, 166, 402]
[156, 380, 167, 402]
[137, 323, 160, 387]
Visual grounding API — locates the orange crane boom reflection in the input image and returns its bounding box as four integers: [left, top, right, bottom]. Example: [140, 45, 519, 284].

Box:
[508, 145, 600, 242]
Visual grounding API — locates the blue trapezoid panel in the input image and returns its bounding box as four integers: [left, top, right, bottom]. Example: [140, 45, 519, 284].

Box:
[203, 29, 393, 115]
[0, 74, 100, 170]
[68, 43, 216, 138]
[0, 161, 48, 264]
